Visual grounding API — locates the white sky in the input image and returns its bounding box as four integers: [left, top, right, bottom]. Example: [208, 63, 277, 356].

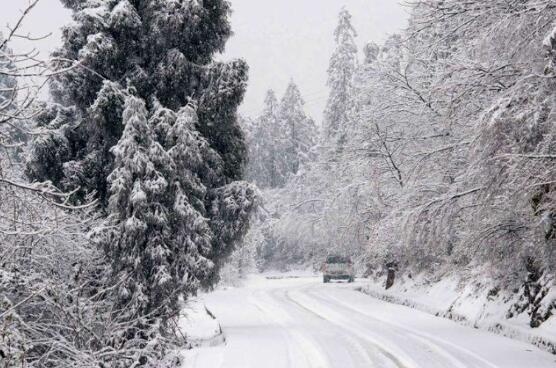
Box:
[3, 0, 408, 122]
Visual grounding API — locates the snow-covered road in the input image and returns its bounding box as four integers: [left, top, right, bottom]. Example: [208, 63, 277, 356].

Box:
[182, 276, 556, 368]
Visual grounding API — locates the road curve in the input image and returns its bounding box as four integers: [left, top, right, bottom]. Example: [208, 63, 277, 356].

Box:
[182, 276, 556, 368]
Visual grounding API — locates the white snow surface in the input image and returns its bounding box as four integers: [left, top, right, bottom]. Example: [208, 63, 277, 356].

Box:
[360, 273, 556, 354]
[178, 298, 223, 348]
[181, 275, 556, 368]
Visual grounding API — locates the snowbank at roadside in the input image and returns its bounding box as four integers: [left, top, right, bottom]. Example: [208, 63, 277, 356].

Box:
[357, 272, 556, 354]
[177, 298, 226, 368]
[177, 298, 225, 349]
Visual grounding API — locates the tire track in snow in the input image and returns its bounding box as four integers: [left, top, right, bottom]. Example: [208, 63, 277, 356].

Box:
[302, 287, 476, 368]
[250, 289, 331, 368]
[282, 286, 406, 368]
[267, 287, 378, 368]
[283, 288, 412, 368]
[307, 285, 500, 368]
[302, 287, 464, 368]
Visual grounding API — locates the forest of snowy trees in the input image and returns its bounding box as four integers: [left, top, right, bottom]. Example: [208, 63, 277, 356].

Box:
[2, 0, 556, 366]
[241, 0, 556, 324]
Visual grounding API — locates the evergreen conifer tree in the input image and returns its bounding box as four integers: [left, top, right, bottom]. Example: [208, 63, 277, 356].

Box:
[279, 81, 317, 175]
[246, 89, 296, 188]
[323, 7, 358, 142]
[28, 0, 248, 207]
[27, 0, 257, 335]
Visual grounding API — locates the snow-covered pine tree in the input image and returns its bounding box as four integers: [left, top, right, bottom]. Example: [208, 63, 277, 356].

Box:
[26, 0, 257, 344]
[27, 0, 248, 207]
[105, 95, 174, 321]
[104, 93, 245, 330]
[259, 90, 282, 187]
[278, 81, 318, 175]
[246, 90, 289, 188]
[323, 7, 357, 142]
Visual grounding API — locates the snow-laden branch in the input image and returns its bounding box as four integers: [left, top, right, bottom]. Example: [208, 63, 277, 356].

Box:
[0, 0, 40, 50]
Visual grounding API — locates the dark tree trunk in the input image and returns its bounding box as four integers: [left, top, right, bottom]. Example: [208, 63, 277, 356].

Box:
[385, 261, 397, 290]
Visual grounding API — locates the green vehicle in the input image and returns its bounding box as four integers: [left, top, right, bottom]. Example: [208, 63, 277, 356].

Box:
[322, 255, 354, 283]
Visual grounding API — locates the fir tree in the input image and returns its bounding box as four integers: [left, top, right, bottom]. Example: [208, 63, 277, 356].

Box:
[323, 7, 358, 142]
[104, 95, 242, 325]
[278, 81, 318, 175]
[26, 0, 257, 340]
[106, 95, 176, 320]
[27, 0, 248, 207]
[247, 90, 289, 188]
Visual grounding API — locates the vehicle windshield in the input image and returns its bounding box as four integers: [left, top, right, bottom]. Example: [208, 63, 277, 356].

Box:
[326, 256, 350, 264]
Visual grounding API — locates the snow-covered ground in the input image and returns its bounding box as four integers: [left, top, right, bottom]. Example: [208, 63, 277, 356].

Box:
[177, 298, 224, 349]
[359, 273, 556, 354]
[181, 276, 556, 368]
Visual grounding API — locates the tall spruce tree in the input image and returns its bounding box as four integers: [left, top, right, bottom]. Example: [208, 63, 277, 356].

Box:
[26, 0, 257, 330]
[279, 81, 317, 175]
[323, 7, 358, 142]
[104, 94, 244, 327]
[27, 0, 248, 206]
[246, 90, 290, 188]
